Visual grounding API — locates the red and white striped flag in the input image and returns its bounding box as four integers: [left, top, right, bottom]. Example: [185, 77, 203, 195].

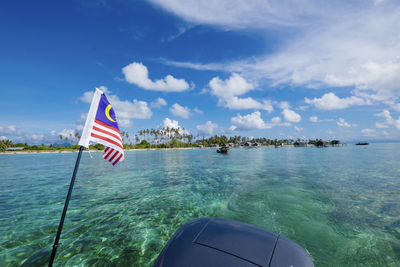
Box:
[79, 88, 124, 166]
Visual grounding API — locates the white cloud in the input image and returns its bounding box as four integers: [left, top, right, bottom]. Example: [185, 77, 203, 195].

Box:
[150, 97, 167, 108]
[197, 121, 219, 136]
[0, 125, 75, 145]
[170, 103, 191, 119]
[162, 117, 180, 129]
[298, 105, 308, 111]
[159, 1, 400, 109]
[230, 111, 289, 130]
[161, 25, 191, 42]
[0, 125, 19, 135]
[375, 109, 400, 130]
[227, 97, 273, 111]
[375, 122, 388, 129]
[279, 101, 291, 109]
[229, 125, 237, 131]
[161, 118, 189, 135]
[309, 116, 319, 122]
[209, 73, 273, 112]
[147, 0, 336, 29]
[29, 134, 45, 141]
[361, 127, 393, 139]
[80, 86, 108, 103]
[361, 128, 377, 137]
[193, 107, 203, 114]
[58, 129, 76, 140]
[75, 113, 88, 131]
[327, 129, 334, 135]
[294, 126, 303, 131]
[209, 73, 254, 98]
[271, 117, 281, 123]
[305, 92, 368, 110]
[281, 109, 301, 123]
[231, 111, 270, 130]
[337, 117, 351, 127]
[122, 62, 190, 92]
[0, 136, 7, 141]
[80, 87, 152, 128]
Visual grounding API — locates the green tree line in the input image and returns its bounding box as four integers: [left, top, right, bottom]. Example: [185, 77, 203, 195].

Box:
[1, 129, 334, 152]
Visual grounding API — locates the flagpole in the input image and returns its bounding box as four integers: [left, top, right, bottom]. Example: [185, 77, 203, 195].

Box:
[48, 146, 84, 267]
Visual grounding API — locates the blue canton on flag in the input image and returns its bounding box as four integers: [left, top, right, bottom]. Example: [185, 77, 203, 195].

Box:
[79, 88, 124, 166]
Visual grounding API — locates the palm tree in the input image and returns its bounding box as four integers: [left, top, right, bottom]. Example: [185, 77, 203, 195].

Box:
[187, 134, 193, 144]
[138, 130, 143, 142]
[74, 132, 80, 143]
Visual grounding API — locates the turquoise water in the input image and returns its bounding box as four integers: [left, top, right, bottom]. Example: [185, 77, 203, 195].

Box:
[1, 144, 400, 266]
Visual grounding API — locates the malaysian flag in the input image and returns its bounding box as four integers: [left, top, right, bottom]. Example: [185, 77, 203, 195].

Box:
[79, 88, 124, 166]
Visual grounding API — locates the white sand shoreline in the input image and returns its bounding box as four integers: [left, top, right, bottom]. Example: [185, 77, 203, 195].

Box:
[0, 147, 214, 155]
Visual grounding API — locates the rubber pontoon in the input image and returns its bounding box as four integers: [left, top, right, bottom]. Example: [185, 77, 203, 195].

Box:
[154, 218, 314, 267]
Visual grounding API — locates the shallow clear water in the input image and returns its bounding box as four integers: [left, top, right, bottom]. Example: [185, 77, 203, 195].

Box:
[1, 144, 400, 266]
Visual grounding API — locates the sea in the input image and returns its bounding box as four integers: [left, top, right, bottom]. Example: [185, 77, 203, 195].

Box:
[1, 144, 399, 266]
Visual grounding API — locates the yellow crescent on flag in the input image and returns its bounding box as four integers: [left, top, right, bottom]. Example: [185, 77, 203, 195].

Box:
[105, 104, 116, 122]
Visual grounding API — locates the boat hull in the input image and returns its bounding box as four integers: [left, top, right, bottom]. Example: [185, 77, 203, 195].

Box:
[154, 218, 314, 267]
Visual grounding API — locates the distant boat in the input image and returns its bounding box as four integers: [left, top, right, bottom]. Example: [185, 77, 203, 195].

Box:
[216, 146, 229, 153]
[356, 142, 369, 145]
[274, 143, 282, 148]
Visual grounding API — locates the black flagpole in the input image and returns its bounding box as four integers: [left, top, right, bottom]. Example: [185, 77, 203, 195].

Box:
[48, 146, 84, 267]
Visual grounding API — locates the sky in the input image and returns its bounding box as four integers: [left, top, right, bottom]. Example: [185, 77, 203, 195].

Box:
[1, 0, 400, 144]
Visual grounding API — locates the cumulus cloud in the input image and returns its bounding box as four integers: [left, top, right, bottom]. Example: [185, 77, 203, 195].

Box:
[279, 101, 291, 109]
[309, 116, 319, 122]
[271, 117, 281, 123]
[230, 111, 289, 130]
[150, 97, 167, 108]
[80, 87, 152, 128]
[193, 107, 203, 114]
[122, 62, 190, 92]
[197, 121, 219, 136]
[281, 109, 301, 123]
[375, 109, 400, 130]
[170, 103, 191, 118]
[294, 126, 303, 131]
[162, 117, 180, 129]
[160, 118, 189, 135]
[337, 117, 351, 127]
[209, 73, 254, 97]
[209, 73, 273, 112]
[231, 111, 269, 130]
[305, 92, 368, 110]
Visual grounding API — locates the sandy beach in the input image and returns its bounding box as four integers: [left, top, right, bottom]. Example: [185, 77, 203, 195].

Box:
[0, 146, 212, 155]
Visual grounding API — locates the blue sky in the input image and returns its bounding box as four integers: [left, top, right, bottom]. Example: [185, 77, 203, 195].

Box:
[1, 0, 400, 144]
